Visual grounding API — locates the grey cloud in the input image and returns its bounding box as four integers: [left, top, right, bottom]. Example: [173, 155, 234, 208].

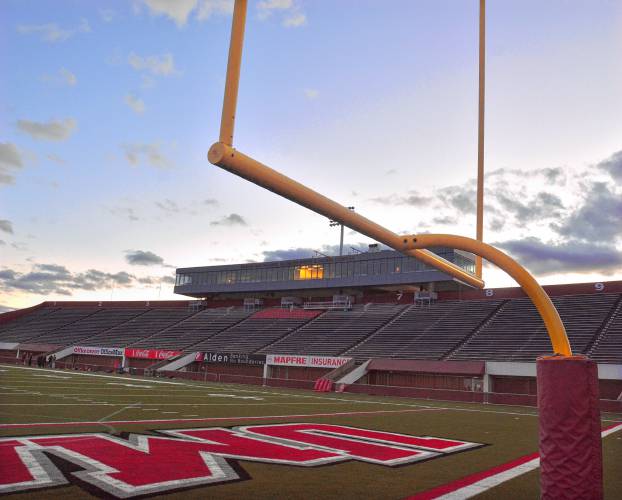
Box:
[552, 182, 622, 244]
[107, 206, 140, 221]
[598, 150, 622, 182]
[437, 185, 476, 214]
[370, 191, 433, 207]
[125, 250, 165, 266]
[496, 237, 622, 275]
[0, 220, 14, 234]
[0, 142, 24, 184]
[0, 262, 173, 296]
[210, 213, 247, 226]
[0, 304, 15, 313]
[17, 118, 77, 141]
[432, 216, 457, 225]
[45, 154, 65, 166]
[204, 198, 219, 206]
[495, 191, 564, 225]
[262, 242, 382, 262]
[17, 19, 90, 43]
[155, 199, 179, 213]
[122, 143, 173, 169]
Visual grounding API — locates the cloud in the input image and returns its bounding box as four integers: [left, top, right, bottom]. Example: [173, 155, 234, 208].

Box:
[437, 185, 477, 214]
[495, 190, 564, 226]
[196, 0, 234, 20]
[204, 198, 219, 207]
[99, 9, 116, 22]
[303, 88, 319, 100]
[107, 206, 140, 221]
[0, 220, 14, 234]
[0, 142, 24, 185]
[125, 250, 165, 266]
[122, 143, 174, 169]
[283, 12, 306, 27]
[141, 0, 198, 26]
[598, 150, 622, 183]
[46, 154, 66, 165]
[124, 94, 146, 114]
[17, 19, 91, 43]
[42, 68, 77, 86]
[552, 182, 622, 244]
[17, 118, 77, 141]
[0, 262, 176, 296]
[136, 0, 232, 25]
[128, 52, 177, 76]
[262, 242, 381, 261]
[496, 237, 622, 276]
[155, 199, 179, 214]
[370, 191, 433, 207]
[257, 0, 306, 27]
[210, 213, 247, 226]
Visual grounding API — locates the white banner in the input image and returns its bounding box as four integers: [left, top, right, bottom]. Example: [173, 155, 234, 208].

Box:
[72, 346, 124, 357]
[266, 354, 352, 368]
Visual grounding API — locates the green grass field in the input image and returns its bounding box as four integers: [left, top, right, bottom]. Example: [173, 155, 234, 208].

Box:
[1, 363, 620, 499]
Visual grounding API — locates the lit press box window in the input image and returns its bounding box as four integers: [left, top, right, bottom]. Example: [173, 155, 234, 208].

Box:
[295, 265, 324, 280]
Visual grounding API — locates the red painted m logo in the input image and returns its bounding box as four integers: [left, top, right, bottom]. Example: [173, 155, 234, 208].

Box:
[0, 424, 482, 498]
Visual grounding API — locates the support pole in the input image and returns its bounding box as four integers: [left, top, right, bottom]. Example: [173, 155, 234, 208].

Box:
[339, 224, 344, 256]
[208, 143, 485, 289]
[219, 0, 248, 146]
[475, 0, 486, 278]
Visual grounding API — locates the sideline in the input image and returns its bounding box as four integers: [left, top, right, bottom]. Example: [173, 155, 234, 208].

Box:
[406, 422, 622, 499]
[0, 407, 441, 429]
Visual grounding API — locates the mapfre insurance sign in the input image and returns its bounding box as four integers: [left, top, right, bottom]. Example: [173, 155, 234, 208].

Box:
[267, 354, 352, 368]
[0, 423, 482, 498]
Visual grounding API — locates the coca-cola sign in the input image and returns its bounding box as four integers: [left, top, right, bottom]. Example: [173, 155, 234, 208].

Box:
[123, 348, 182, 360]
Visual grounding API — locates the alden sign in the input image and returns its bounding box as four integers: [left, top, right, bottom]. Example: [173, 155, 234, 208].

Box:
[203, 352, 266, 365]
[266, 354, 352, 368]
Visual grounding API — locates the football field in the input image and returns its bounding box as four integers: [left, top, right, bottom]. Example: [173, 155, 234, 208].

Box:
[1, 364, 620, 499]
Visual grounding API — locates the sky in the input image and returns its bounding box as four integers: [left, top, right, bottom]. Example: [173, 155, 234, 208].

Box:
[1, 0, 621, 310]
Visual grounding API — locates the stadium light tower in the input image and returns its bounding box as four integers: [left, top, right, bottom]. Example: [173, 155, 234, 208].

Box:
[329, 206, 354, 256]
[207, 3, 603, 495]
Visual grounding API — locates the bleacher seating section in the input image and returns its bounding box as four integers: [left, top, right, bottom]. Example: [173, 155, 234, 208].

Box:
[260, 304, 406, 356]
[0, 291, 621, 363]
[449, 293, 619, 362]
[82, 309, 194, 347]
[190, 311, 321, 354]
[346, 300, 503, 360]
[130, 308, 251, 350]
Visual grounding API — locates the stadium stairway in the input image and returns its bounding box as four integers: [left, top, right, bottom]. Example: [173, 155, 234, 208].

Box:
[588, 294, 622, 363]
[441, 300, 509, 360]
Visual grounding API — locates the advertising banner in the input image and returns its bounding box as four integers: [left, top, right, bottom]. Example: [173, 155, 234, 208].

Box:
[123, 348, 182, 360]
[72, 346, 123, 357]
[266, 354, 352, 368]
[203, 352, 266, 366]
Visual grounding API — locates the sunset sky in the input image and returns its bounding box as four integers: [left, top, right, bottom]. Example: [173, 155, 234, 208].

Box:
[1, 0, 621, 310]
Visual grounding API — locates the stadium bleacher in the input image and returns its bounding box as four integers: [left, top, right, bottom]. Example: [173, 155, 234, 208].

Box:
[0, 290, 621, 364]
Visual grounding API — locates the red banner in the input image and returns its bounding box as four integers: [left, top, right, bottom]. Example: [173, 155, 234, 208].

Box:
[123, 348, 182, 360]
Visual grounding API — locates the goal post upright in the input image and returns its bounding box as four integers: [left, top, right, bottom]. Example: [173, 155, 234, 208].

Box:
[476, 0, 486, 279]
[207, 3, 603, 495]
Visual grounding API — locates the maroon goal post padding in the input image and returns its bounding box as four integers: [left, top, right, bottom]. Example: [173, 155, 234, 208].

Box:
[537, 355, 603, 499]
